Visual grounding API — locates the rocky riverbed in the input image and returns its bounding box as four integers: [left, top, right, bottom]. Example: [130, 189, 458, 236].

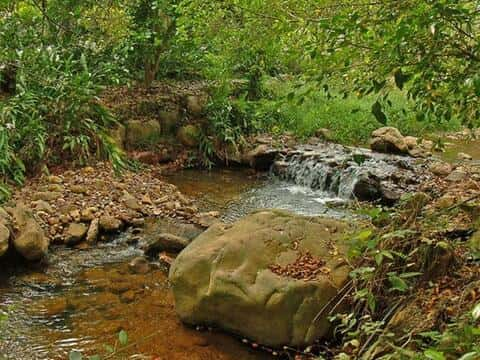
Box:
[1, 127, 480, 359]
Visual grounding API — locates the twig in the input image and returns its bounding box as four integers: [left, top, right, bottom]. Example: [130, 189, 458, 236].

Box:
[444, 193, 480, 213]
[357, 299, 403, 358]
[313, 281, 353, 323]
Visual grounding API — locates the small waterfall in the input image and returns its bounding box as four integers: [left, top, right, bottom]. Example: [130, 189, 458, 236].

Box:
[274, 143, 429, 203]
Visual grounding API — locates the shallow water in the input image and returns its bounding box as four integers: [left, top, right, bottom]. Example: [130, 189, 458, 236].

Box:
[441, 138, 480, 163]
[1, 168, 350, 360]
[0, 235, 269, 360]
[167, 168, 349, 221]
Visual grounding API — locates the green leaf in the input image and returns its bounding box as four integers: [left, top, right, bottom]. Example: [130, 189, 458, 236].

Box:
[119, 330, 128, 346]
[367, 292, 376, 312]
[424, 349, 446, 360]
[88, 356, 101, 360]
[394, 69, 409, 90]
[69, 351, 83, 360]
[473, 302, 480, 321]
[103, 345, 114, 353]
[355, 229, 373, 242]
[371, 101, 387, 124]
[459, 352, 480, 360]
[388, 274, 409, 292]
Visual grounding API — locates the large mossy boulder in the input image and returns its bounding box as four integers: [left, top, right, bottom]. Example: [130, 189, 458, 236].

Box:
[169, 210, 356, 347]
[125, 119, 161, 148]
[177, 124, 201, 148]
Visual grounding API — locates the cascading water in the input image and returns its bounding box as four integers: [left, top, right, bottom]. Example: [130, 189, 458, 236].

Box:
[274, 142, 430, 203]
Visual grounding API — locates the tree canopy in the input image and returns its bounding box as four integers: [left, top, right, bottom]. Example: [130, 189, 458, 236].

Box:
[0, 0, 479, 194]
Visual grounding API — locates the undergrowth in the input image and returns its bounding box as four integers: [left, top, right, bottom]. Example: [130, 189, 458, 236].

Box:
[323, 194, 480, 359]
[203, 77, 461, 152]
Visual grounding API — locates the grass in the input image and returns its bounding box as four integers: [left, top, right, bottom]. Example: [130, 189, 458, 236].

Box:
[257, 78, 461, 145]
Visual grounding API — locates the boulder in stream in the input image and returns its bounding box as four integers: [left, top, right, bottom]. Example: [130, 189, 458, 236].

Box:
[370, 127, 408, 155]
[9, 204, 49, 261]
[243, 144, 279, 171]
[170, 210, 357, 347]
[144, 233, 190, 254]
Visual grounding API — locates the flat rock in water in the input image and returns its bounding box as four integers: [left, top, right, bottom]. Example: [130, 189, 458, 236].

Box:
[169, 210, 358, 347]
[145, 233, 190, 254]
[65, 223, 88, 245]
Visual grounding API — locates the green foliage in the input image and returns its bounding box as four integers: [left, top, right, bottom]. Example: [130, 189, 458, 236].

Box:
[0, 1, 131, 198]
[127, 0, 178, 85]
[315, 1, 480, 127]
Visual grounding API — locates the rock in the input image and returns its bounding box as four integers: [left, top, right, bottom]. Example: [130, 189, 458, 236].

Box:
[131, 151, 160, 165]
[47, 175, 63, 184]
[109, 124, 126, 149]
[404, 136, 418, 150]
[159, 109, 182, 134]
[0, 207, 10, 224]
[352, 175, 381, 202]
[47, 184, 64, 192]
[185, 95, 207, 116]
[144, 233, 190, 255]
[59, 214, 71, 224]
[159, 252, 174, 268]
[244, 145, 279, 171]
[314, 128, 333, 141]
[32, 192, 62, 202]
[125, 119, 161, 148]
[131, 218, 145, 227]
[120, 290, 137, 303]
[86, 218, 100, 243]
[446, 169, 468, 182]
[435, 195, 456, 209]
[379, 186, 402, 205]
[407, 147, 429, 158]
[0, 223, 10, 257]
[120, 192, 142, 211]
[69, 209, 81, 222]
[128, 257, 150, 274]
[421, 139, 434, 151]
[169, 210, 354, 348]
[99, 215, 122, 232]
[177, 124, 201, 148]
[457, 152, 473, 161]
[10, 204, 49, 261]
[81, 166, 95, 175]
[429, 162, 452, 176]
[70, 184, 88, 194]
[32, 200, 53, 213]
[196, 212, 220, 228]
[81, 207, 97, 222]
[370, 127, 408, 154]
[65, 223, 88, 245]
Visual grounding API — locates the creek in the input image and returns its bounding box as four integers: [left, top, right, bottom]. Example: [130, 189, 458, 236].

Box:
[0, 169, 350, 360]
[0, 136, 472, 359]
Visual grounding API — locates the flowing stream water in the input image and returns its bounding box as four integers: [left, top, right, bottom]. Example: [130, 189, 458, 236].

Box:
[2, 135, 472, 360]
[0, 168, 353, 360]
